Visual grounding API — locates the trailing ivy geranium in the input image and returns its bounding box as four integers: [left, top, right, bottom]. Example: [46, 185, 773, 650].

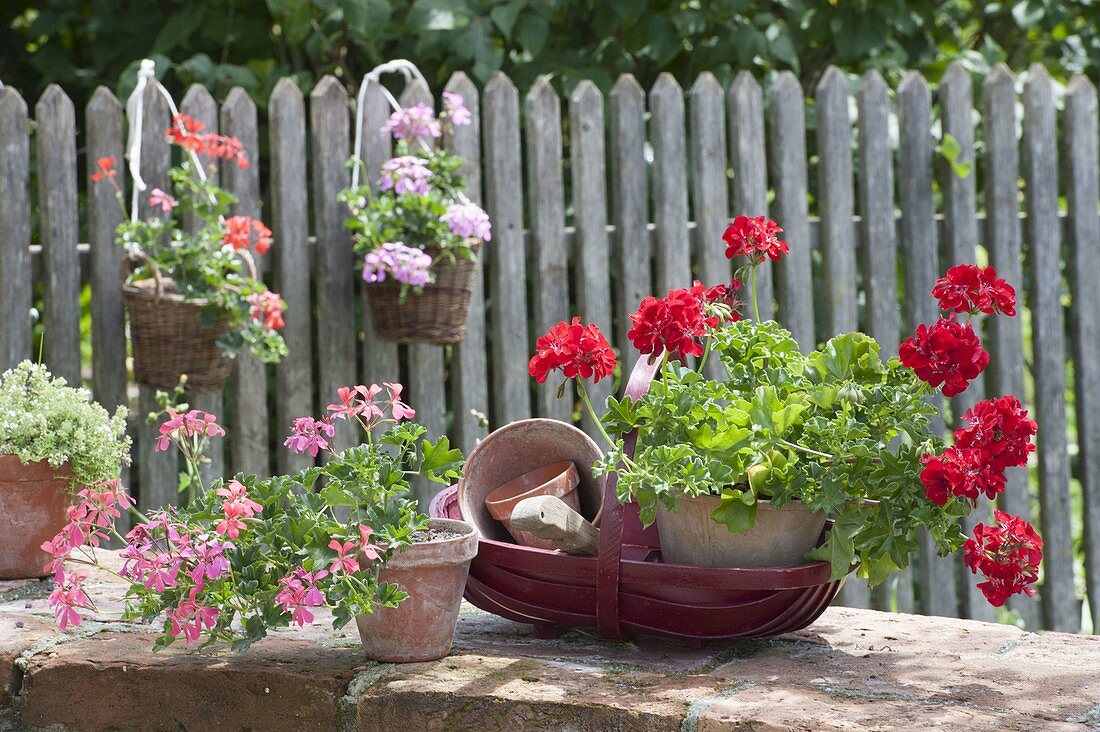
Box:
[339, 93, 491, 297]
[91, 114, 287, 363]
[0, 361, 130, 489]
[41, 382, 463, 651]
[534, 214, 1043, 609]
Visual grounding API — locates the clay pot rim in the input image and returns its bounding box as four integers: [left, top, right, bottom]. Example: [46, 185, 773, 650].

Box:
[375, 518, 479, 569]
[484, 460, 579, 521]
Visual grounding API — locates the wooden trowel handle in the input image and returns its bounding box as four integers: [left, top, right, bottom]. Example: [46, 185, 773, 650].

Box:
[510, 496, 600, 555]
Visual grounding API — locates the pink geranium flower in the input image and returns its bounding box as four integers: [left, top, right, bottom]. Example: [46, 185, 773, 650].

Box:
[284, 417, 335, 457]
[358, 525, 382, 562]
[167, 588, 220, 644]
[328, 540, 360, 574]
[383, 382, 416, 421]
[275, 567, 328, 626]
[148, 188, 177, 212]
[155, 409, 226, 452]
[49, 571, 90, 630]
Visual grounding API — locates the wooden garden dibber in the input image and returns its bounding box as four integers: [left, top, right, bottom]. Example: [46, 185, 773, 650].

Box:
[509, 496, 600, 555]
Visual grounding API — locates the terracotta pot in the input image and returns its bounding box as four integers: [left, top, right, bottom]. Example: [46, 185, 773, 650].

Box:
[656, 495, 827, 568]
[484, 461, 580, 550]
[0, 456, 72, 579]
[355, 518, 478, 663]
[460, 419, 604, 543]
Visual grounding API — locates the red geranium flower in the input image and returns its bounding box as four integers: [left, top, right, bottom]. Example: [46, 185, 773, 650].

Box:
[688, 279, 742, 322]
[222, 216, 273, 253]
[919, 446, 1007, 506]
[628, 287, 717, 360]
[528, 317, 616, 384]
[954, 395, 1037, 472]
[90, 156, 116, 182]
[962, 510, 1043, 607]
[899, 316, 989, 397]
[166, 114, 250, 169]
[722, 215, 789, 263]
[932, 264, 1016, 316]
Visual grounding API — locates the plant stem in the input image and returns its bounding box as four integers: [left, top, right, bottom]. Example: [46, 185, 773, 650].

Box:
[696, 335, 712, 374]
[577, 380, 615, 448]
[779, 439, 834, 460]
[750, 266, 760, 322]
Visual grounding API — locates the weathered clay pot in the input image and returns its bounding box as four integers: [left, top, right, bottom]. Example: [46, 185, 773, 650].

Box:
[460, 419, 604, 543]
[355, 518, 478, 663]
[656, 496, 827, 568]
[484, 461, 580, 550]
[0, 456, 72, 579]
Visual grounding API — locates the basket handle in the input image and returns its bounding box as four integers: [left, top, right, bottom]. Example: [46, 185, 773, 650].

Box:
[595, 352, 662, 639]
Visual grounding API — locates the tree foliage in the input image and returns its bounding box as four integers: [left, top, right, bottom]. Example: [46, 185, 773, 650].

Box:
[2, 0, 1097, 109]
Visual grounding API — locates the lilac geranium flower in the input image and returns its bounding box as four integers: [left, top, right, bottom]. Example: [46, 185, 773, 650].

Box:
[378, 155, 433, 196]
[442, 92, 472, 127]
[381, 103, 442, 140]
[441, 202, 492, 242]
[362, 242, 434, 288]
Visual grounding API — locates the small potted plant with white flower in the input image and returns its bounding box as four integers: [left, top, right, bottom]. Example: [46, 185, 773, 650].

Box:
[0, 361, 130, 579]
[340, 93, 491, 344]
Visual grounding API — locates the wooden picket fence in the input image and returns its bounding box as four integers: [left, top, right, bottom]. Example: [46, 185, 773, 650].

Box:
[0, 62, 1096, 635]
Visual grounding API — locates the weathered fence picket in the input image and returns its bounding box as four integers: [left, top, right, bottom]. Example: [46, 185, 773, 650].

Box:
[526, 78, 571, 424]
[766, 73, 814, 353]
[269, 78, 313, 476]
[938, 62, 994, 623]
[981, 65, 1040, 629]
[221, 87, 269, 479]
[135, 82, 178, 512]
[898, 71, 959, 618]
[483, 73, 529, 427]
[444, 72, 489, 455]
[1023, 66, 1077, 633]
[728, 71, 772, 321]
[608, 75, 650, 374]
[1066, 75, 1100, 636]
[571, 81, 614, 436]
[36, 86, 82, 386]
[2, 65, 1096, 633]
[180, 84, 225, 489]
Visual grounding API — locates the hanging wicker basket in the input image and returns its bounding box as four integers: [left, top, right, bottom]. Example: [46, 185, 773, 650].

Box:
[122, 279, 234, 393]
[365, 243, 480, 345]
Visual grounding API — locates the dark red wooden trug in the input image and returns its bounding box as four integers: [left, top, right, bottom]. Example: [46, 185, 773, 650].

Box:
[433, 354, 847, 642]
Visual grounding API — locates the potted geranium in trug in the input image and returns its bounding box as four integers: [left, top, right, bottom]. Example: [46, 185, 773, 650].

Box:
[91, 114, 287, 392]
[340, 93, 491, 344]
[531, 214, 1043, 609]
[42, 382, 475, 662]
[0, 361, 130, 579]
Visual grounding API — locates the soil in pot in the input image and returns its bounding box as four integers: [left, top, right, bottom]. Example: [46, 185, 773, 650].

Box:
[355, 517, 478, 663]
[656, 495, 827, 568]
[484, 460, 580, 550]
[0, 456, 72, 579]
